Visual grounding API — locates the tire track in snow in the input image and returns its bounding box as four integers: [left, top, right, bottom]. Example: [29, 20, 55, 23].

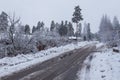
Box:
[77, 54, 94, 80]
[85, 55, 93, 80]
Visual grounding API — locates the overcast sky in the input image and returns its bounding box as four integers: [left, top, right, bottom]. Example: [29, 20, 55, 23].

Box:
[0, 0, 119, 33]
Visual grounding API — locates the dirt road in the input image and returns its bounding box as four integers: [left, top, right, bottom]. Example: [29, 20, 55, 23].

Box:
[1, 44, 96, 80]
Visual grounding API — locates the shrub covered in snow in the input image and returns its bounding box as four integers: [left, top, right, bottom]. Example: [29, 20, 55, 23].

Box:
[33, 30, 72, 49]
[0, 32, 37, 58]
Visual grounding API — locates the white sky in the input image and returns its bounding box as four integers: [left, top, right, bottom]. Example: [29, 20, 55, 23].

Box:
[0, 0, 120, 33]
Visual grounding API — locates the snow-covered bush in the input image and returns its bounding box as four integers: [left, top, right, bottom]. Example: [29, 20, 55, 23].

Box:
[33, 30, 59, 48]
[13, 33, 37, 54]
[33, 30, 72, 49]
[0, 32, 37, 58]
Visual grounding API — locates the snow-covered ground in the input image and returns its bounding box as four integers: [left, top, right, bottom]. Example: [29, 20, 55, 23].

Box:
[0, 41, 97, 78]
[77, 45, 120, 80]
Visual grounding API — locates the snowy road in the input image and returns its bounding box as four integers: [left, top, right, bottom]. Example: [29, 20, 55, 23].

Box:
[1, 44, 96, 80]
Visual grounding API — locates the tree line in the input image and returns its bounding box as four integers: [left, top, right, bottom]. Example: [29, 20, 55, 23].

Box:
[98, 15, 120, 47]
[0, 5, 94, 58]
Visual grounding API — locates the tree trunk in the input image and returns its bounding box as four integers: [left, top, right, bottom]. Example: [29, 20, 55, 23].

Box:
[76, 23, 79, 40]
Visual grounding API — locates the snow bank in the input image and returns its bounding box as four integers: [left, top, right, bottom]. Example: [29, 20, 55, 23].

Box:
[96, 43, 104, 48]
[77, 48, 120, 80]
[0, 41, 97, 77]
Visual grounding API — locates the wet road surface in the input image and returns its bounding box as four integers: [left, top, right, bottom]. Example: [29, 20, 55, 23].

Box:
[1, 44, 96, 80]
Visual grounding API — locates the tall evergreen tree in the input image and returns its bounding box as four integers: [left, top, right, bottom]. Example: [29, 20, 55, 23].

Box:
[87, 23, 91, 40]
[113, 16, 120, 40]
[0, 11, 8, 33]
[36, 21, 41, 31]
[41, 22, 44, 27]
[25, 24, 30, 34]
[36, 21, 44, 31]
[99, 15, 113, 42]
[75, 23, 82, 37]
[83, 23, 91, 41]
[113, 16, 120, 30]
[50, 20, 55, 31]
[65, 21, 68, 27]
[32, 26, 36, 33]
[40, 22, 44, 31]
[59, 21, 67, 36]
[72, 5, 83, 37]
[67, 22, 74, 36]
[55, 22, 60, 33]
[17, 24, 25, 34]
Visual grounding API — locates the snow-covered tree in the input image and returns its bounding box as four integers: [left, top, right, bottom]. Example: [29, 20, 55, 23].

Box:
[83, 22, 91, 41]
[67, 22, 74, 36]
[65, 21, 68, 27]
[13, 32, 37, 55]
[40, 22, 44, 30]
[37, 21, 44, 31]
[50, 20, 55, 31]
[72, 5, 83, 38]
[112, 16, 120, 40]
[87, 23, 91, 40]
[53, 22, 60, 33]
[0, 11, 8, 33]
[0, 13, 37, 56]
[94, 33, 100, 41]
[72, 6, 83, 24]
[36, 21, 41, 31]
[36, 21, 45, 31]
[0, 13, 20, 56]
[32, 26, 36, 33]
[75, 23, 82, 37]
[99, 15, 113, 42]
[16, 23, 25, 34]
[25, 24, 30, 34]
[113, 16, 120, 30]
[59, 21, 68, 36]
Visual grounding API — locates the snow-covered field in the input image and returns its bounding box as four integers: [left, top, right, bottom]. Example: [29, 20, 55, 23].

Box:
[77, 45, 120, 80]
[0, 41, 97, 78]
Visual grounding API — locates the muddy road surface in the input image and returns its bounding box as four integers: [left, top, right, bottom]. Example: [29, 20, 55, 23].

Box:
[1, 44, 96, 80]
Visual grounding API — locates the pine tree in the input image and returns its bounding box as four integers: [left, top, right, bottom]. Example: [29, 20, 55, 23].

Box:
[99, 15, 113, 42]
[75, 23, 82, 37]
[50, 20, 55, 31]
[55, 22, 60, 33]
[83, 23, 91, 41]
[113, 16, 120, 30]
[0, 11, 8, 33]
[36, 21, 41, 31]
[113, 16, 120, 40]
[72, 5, 83, 37]
[36, 21, 44, 31]
[59, 21, 67, 36]
[32, 26, 36, 33]
[17, 24, 25, 34]
[65, 21, 68, 27]
[67, 22, 74, 36]
[87, 23, 91, 40]
[25, 24, 30, 34]
[40, 22, 44, 31]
